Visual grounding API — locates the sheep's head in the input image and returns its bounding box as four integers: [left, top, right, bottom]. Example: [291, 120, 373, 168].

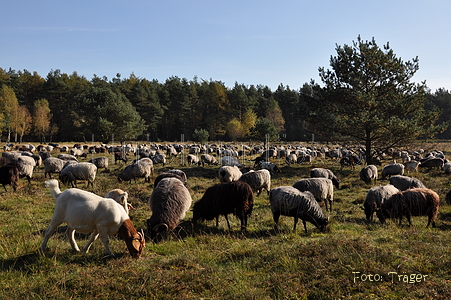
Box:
[127, 229, 145, 258]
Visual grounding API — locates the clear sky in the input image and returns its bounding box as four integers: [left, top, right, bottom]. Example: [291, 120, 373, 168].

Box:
[2, 0, 451, 92]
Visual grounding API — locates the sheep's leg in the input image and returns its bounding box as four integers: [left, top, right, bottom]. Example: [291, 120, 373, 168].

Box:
[66, 227, 81, 252]
[40, 217, 64, 253]
[329, 200, 333, 212]
[82, 231, 99, 253]
[272, 213, 280, 230]
[324, 200, 329, 213]
[224, 215, 231, 230]
[96, 225, 114, 257]
[293, 216, 298, 232]
[302, 220, 308, 233]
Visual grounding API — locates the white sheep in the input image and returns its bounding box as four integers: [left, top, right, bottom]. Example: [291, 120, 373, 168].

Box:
[381, 163, 405, 179]
[404, 160, 421, 173]
[310, 168, 340, 188]
[118, 159, 153, 183]
[105, 188, 131, 215]
[60, 162, 97, 188]
[220, 156, 241, 166]
[218, 165, 242, 183]
[238, 169, 271, 196]
[292, 178, 334, 212]
[40, 180, 145, 258]
[187, 154, 200, 165]
[17, 156, 36, 184]
[88, 157, 109, 169]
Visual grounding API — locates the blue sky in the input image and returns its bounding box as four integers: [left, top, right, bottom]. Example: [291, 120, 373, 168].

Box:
[2, 1, 451, 91]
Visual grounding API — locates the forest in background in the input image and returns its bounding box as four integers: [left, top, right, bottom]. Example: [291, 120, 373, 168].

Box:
[1, 67, 451, 144]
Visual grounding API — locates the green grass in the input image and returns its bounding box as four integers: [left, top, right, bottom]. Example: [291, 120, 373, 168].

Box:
[1, 143, 451, 299]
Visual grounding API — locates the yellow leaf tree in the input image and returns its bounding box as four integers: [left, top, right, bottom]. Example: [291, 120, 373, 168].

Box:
[0, 84, 19, 142]
[33, 99, 51, 143]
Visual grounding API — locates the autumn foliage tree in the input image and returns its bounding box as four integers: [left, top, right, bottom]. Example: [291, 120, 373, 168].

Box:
[32, 99, 52, 143]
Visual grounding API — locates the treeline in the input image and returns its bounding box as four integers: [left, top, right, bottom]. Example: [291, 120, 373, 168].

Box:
[1, 67, 451, 143]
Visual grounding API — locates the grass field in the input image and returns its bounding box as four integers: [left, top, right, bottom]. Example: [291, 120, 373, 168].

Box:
[1, 142, 451, 299]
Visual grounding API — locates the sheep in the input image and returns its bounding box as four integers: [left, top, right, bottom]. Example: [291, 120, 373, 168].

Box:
[60, 162, 97, 188]
[88, 157, 109, 169]
[389, 175, 426, 191]
[200, 154, 218, 167]
[118, 159, 153, 183]
[154, 169, 189, 189]
[286, 153, 297, 165]
[147, 177, 192, 242]
[404, 160, 421, 173]
[419, 157, 444, 169]
[0, 163, 19, 192]
[310, 168, 340, 188]
[218, 165, 242, 183]
[220, 156, 241, 166]
[238, 169, 271, 196]
[16, 156, 35, 184]
[70, 148, 87, 158]
[260, 161, 281, 174]
[359, 165, 378, 184]
[292, 178, 334, 212]
[105, 188, 130, 215]
[113, 151, 127, 164]
[0, 157, 12, 167]
[381, 163, 405, 179]
[376, 188, 440, 227]
[269, 186, 328, 233]
[363, 184, 400, 221]
[2, 151, 22, 163]
[186, 154, 201, 166]
[192, 181, 254, 232]
[40, 179, 145, 258]
[151, 154, 166, 166]
[44, 157, 66, 178]
[444, 162, 451, 175]
[57, 153, 79, 162]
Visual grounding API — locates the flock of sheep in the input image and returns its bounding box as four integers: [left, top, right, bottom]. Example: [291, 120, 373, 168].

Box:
[0, 142, 447, 258]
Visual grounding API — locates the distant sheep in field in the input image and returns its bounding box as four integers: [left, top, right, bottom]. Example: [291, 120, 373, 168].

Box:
[218, 166, 242, 183]
[151, 154, 166, 166]
[238, 169, 271, 196]
[310, 168, 340, 188]
[88, 157, 109, 169]
[286, 153, 297, 165]
[389, 175, 425, 191]
[40, 179, 145, 258]
[269, 186, 328, 233]
[118, 159, 153, 183]
[220, 156, 241, 166]
[57, 154, 79, 162]
[359, 165, 378, 184]
[0, 163, 19, 192]
[381, 163, 405, 179]
[377, 188, 440, 227]
[444, 162, 451, 175]
[192, 181, 254, 232]
[419, 157, 444, 169]
[260, 161, 281, 174]
[363, 184, 399, 221]
[187, 154, 201, 166]
[200, 154, 218, 167]
[404, 160, 421, 173]
[44, 157, 66, 178]
[292, 178, 334, 212]
[60, 162, 97, 188]
[16, 156, 35, 184]
[147, 177, 192, 242]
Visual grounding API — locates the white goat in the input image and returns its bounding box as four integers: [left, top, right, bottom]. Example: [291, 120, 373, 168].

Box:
[40, 180, 145, 258]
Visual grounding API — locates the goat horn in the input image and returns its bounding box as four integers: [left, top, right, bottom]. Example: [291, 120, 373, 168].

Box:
[153, 223, 168, 232]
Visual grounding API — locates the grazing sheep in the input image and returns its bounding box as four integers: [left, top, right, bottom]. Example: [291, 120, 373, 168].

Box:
[0, 163, 19, 192]
[238, 169, 271, 196]
[151, 154, 166, 166]
[220, 156, 241, 166]
[113, 151, 128, 164]
[154, 169, 189, 189]
[2, 151, 22, 163]
[105, 188, 131, 215]
[269, 186, 328, 233]
[310, 168, 340, 188]
[16, 156, 35, 184]
[404, 160, 421, 173]
[377, 188, 440, 227]
[57, 153, 79, 162]
[363, 184, 399, 221]
[118, 159, 153, 183]
[0, 157, 12, 167]
[444, 162, 451, 175]
[381, 163, 405, 179]
[419, 157, 444, 169]
[218, 166, 242, 183]
[200, 154, 218, 167]
[292, 178, 334, 212]
[260, 161, 281, 174]
[359, 165, 378, 184]
[70, 148, 87, 158]
[192, 181, 254, 232]
[187, 154, 201, 166]
[40, 180, 145, 258]
[147, 177, 192, 242]
[60, 162, 97, 188]
[389, 175, 426, 191]
[286, 153, 297, 165]
[88, 157, 109, 169]
[44, 157, 66, 178]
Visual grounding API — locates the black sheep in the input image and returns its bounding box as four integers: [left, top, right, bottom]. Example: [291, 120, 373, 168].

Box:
[192, 181, 254, 232]
[0, 163, 19, 192]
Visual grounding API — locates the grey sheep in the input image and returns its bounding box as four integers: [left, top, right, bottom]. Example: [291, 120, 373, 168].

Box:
[200, 154, 218, 167]
[192, 181, 253, 232]
[389, 175, 425, 191]
[57, 153, 79, 162]
[118, 159, 153, 183]
[363, 184, 399, 221]
[381, 163, 405, 179]
[60, 162, 97, 188]
[218, 166, 242, 183]
[444, 162, 451, 175]
[238, 169, 271, 196]
[147, 177, 192, 242]
[16, 156, 35, 184]
[2, 151, 22, 164]
[310, 167, 340, 188]
[151, 154, 166, 166]
[88, 157, 109, 169]
[269, 186, 328, 233]
[154, 169, 189, 189]
[359, 165, 378, 184]
[44, 157, 66, 178]
[419, 157, 444, 169]
[292, 178, 334, 212]
[187, 154, 200, 165]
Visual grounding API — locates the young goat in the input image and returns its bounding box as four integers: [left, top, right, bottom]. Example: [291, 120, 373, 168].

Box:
[40, 180, 145, 258]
